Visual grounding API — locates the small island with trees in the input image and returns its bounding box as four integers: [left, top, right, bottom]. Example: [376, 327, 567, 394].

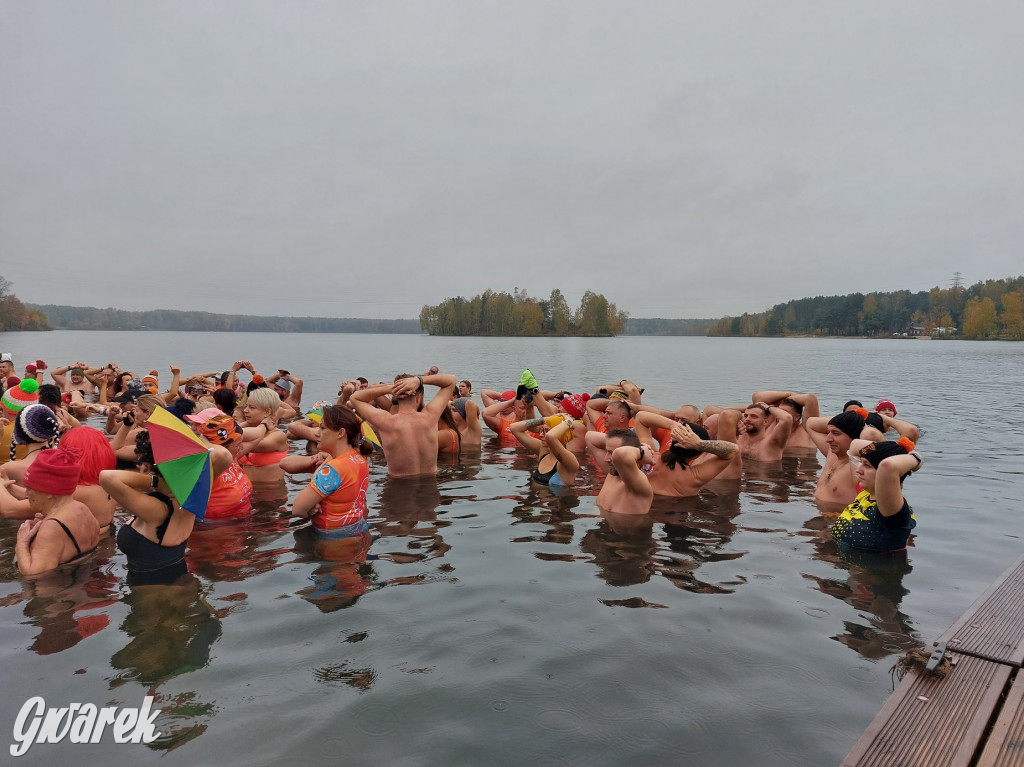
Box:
[419, 289, 628, 336]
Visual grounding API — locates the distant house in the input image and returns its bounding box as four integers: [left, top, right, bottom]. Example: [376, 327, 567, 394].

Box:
[933, 326, 957, 335]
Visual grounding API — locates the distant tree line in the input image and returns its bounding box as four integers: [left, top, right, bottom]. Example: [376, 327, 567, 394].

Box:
[28, 304, 421, 334]
[419, 289, 628, 336]
[0, 275, 50, 331]
[706, 276, 1024, 340]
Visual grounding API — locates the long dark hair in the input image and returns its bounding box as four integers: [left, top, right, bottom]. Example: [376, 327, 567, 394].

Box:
[438, 406, 461, 455]
[663, 422, 711, 470]
[322, 406, 373, 457]
[134, 429, 163, 477]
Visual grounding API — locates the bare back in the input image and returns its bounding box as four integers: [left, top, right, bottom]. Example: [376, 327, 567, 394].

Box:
[377, 409, 442, 477]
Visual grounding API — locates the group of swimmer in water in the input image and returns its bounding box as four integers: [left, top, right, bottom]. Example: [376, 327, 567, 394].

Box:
[1, 351, 923, 584]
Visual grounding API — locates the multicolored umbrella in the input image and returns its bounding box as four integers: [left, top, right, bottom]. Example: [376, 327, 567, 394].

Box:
[146, 406, 213, 519]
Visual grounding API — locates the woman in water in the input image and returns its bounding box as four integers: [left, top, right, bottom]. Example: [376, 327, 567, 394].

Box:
[14, 447, 100, 576]
[237, 387, 289, 481]
[509, 414, 579, 488]
[100, 427, 231, 585]
[291, 406, 372, 537]
[831, 438, 923, 553]
[1, 426, 117, 532]
[436, 404, 462, 458]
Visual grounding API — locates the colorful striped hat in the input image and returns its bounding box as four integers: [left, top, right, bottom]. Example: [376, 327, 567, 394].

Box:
[2, 378, 39, 417]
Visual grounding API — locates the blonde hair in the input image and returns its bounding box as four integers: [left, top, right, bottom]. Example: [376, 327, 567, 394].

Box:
[246, 387, 281, 414]
[136, 394, 164, 414]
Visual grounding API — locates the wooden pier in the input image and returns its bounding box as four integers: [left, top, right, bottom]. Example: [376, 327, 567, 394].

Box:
[842, 555, 1024, 767]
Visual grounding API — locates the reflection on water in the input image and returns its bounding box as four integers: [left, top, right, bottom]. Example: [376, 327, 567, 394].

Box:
[6, 536, 120, 655]
[293, 526, 376, 613]
[653, 492, 744, 594]
[109, 573, 222, 751]
[2, 334, 1023, 766]
[804, 531, 918, 660]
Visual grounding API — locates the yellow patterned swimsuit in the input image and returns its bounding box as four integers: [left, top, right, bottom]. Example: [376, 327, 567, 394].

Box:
[831, 490, 916, 552]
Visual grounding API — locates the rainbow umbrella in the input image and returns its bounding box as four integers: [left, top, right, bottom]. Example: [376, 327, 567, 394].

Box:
[146, 406, 213, 519]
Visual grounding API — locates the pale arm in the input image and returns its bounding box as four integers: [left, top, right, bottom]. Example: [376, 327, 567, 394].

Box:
[509, 418, 544, 452]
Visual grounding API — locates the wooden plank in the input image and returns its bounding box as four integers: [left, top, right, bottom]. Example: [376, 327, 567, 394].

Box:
[940, 555, 1024, 667]
[840, 654, 1011, 767]
[976, 671, 1024, 767]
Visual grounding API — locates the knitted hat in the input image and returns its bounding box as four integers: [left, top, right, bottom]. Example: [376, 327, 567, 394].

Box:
[828, 410, 865, 441]
[142, 375, 158, 394]
[2, 378, 39, 416]
[22, 447, 81, 496]
[14, 403, 60, 445]
[274, 378, 291, 392]
[561, 392, 590, 419]
[859, 438, 914, 469]
[875, 399, 897, 416]
[452, 397, 469, 420]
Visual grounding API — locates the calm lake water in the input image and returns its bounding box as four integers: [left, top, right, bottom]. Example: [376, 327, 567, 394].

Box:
[1, 331, 1023, 766]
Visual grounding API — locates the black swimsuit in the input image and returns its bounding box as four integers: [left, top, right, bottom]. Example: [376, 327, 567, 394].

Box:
[115, 491, 189, 585]
[31, 517, 96, 565]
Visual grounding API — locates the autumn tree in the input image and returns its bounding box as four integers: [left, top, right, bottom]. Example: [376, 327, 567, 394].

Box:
[961, 297, 999, 339]
[1000, 291, 1024, 340]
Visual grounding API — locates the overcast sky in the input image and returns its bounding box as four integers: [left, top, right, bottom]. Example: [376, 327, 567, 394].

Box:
[2, 1, 1022, 320]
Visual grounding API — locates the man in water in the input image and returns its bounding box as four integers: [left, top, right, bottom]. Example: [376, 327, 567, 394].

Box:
[591, 428, 654, 515]
[351, 371, 456, 477]
[51, 363, 97, 396]
[0, 354, 14, 392]
[805, 410, 867, 506]
[586, 396, 632, 434]
[267, 369, 303, 418]
[751, 390, 819, 450]
[458, 379, 472, 398]
[738, 402, 793, 461]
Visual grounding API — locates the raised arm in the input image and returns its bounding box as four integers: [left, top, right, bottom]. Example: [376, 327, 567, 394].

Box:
[544, 418, 580, 474]
[612, 444, 656, 498]
[99, 469, 178, 525]
[752, 390, 793, 405]
[531, 391, 557, 418]
[509, 418, 544, 452]
[880, 414, 921, 444]
[759, 402, 794, 448]
[420, 373, 457, 418]
[351, 383, 395, 428]
[875, 452, 922, 516]
[481, 397, 512, 433]
[804, 416, 831, 456]
[50, 365, 70, 388]
[634, 411, 674, 447]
